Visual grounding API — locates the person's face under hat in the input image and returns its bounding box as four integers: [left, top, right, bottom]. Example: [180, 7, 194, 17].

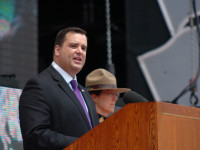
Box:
[90, 89, 119, 117]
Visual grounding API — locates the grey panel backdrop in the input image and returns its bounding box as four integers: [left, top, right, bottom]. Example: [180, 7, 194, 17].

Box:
[137, 0, 200, 106]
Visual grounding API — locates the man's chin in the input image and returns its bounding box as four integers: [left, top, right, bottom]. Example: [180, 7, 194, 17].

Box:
[73, 65, 84, 73]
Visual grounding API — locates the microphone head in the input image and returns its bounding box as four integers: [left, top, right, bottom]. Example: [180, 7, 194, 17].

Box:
[123, 91, 148, 104]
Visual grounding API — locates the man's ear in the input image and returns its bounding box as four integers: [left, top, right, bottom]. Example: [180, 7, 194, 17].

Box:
[54, 45, 60, 56]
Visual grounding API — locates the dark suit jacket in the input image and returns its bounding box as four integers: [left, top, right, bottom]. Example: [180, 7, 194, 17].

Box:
[19, 65, 99, 150]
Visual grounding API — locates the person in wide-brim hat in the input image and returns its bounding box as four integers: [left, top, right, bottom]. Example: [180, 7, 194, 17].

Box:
[85, 68, 130, 122]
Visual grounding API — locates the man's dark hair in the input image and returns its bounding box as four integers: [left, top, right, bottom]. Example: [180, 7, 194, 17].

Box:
[54, 27, 87, 47]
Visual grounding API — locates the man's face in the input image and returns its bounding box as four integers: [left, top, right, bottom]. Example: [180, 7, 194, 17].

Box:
[92, 90, 119, 117]
[54, 32, 87, 78]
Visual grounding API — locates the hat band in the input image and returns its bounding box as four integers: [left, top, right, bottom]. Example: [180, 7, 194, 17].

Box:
[87, 84, 117, 90]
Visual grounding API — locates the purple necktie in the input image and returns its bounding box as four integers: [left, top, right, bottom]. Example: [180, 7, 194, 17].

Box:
[70, 80, 92, 128]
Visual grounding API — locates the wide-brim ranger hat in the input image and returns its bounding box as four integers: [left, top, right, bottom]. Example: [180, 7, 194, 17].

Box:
[85, 68, 131, 93]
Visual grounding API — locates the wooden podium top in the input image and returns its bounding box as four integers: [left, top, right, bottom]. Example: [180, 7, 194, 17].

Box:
[64, 102, 200, 150]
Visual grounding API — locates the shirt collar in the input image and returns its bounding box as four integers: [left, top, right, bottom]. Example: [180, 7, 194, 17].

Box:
[51, 61, 77, 84]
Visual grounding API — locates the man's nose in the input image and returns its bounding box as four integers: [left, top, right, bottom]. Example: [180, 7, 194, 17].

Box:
[113, 97, 118, 101]
[76, 46, 83, 53]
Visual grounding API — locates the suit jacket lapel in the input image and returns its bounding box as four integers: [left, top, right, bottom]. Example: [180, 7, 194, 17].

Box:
[47, 65, 91, 129]
[79, 84, 96, 128]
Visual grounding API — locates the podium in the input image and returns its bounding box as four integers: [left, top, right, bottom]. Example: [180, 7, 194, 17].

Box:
[64, 102, 200, 150]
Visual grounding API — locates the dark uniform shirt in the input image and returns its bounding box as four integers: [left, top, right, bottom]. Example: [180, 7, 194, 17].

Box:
[98, 114, 107, 123]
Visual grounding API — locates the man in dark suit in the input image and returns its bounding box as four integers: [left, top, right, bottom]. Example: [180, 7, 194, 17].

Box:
[19, 27, 99, 150]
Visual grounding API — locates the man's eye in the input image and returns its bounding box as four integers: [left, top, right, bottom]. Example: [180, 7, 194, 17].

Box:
[71, 45, 77, 48]
[82, 47, 87, 51]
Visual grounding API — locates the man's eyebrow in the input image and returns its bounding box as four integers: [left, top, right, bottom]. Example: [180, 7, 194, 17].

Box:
[69, 42, 87, 48]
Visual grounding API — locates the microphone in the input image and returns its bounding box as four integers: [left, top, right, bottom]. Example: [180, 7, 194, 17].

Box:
[123, 91, 148, 104]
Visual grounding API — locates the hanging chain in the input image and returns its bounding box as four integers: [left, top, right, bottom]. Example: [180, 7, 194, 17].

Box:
[105, 0, 112, 65]
[189, 0, 195, 77]
[189, 0, 199, 106]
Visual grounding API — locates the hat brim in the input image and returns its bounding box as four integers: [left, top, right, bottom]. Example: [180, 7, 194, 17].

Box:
[88, 88, 131, 93]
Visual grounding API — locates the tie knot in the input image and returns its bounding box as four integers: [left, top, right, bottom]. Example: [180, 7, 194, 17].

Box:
[70, 80, 77, 89]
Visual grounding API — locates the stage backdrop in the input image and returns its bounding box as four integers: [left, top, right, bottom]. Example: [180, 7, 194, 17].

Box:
[0, 0, 38, 150]
[126, 0, 200, 107]
[0, 0, 38, 89]
[137, 0, 200, 106]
